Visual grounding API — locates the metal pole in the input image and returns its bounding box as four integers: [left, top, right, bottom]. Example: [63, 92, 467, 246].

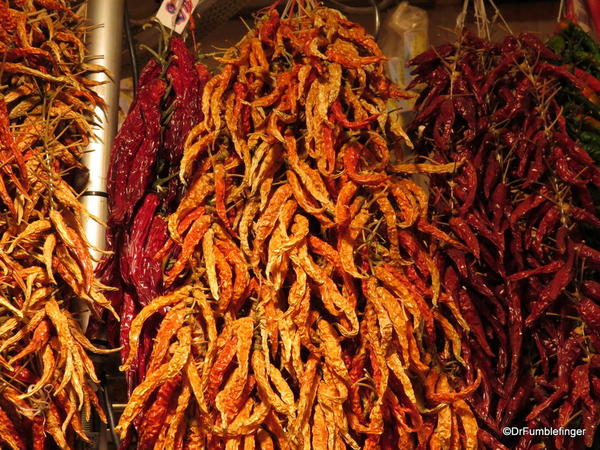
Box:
[81, 0, 125, 332]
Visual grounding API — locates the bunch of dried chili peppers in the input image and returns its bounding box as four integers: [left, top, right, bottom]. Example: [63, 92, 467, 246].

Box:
[0, 0, 116, 448]
[96, 33, 210, 447]
[409, 29, 600, 448]
[113, 2, 481, 448]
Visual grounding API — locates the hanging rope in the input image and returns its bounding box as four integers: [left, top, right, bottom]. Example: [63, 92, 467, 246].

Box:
[474, 0, 490, 40]
[456, 0, 469, 31]
[456, 0, 512, 37]
[557, 0, 566, 22]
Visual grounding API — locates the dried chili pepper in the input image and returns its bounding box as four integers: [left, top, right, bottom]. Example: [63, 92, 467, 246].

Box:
[107, 74, 165, 226]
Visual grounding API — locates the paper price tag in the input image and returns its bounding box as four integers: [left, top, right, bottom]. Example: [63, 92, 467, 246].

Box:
[156, 0, 201, 34]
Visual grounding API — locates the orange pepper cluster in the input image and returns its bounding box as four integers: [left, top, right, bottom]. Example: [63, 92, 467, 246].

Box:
[0, 1, 117, 448]
[115, 3, 481, 449]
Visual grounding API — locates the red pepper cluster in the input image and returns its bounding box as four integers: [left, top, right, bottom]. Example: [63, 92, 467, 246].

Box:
[96, 36, 209, 446]
[410, 31, 600, 448]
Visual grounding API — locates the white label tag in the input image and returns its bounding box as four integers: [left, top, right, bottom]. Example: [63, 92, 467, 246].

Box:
[155, 0, 201, 34]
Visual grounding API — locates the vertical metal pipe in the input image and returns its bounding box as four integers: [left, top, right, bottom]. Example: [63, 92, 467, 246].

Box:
[81, 0, 125, 331]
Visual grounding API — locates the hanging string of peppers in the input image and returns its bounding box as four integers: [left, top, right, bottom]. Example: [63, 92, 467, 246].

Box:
[409, 24, 600, 449]
[95, 32, 211, 448]
[112, 2, 481, 448]
[0, 1, 117, 448]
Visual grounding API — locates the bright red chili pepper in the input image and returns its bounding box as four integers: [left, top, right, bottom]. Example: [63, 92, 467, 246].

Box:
[507, 260, 563, 281]
[509, 187, 550, 225]
[448, 217, 480, 259]
[342, 141, 388, 185]
[525, 243, 575, 327]
[330, 100, 379, 129]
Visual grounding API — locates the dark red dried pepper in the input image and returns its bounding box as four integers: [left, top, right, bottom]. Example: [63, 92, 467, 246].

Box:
[525, 242, 575, 327]
[107, 64, 164, 226]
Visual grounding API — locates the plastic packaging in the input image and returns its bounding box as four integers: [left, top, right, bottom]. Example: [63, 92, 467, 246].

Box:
[378, 2, 429, 91]
[378, 3, 428, 185]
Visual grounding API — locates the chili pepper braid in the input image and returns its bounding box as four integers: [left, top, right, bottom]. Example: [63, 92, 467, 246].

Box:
[114, 3, 479, 449]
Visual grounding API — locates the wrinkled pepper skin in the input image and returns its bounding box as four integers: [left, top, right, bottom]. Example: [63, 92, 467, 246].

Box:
[107, 77, 165, 227]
